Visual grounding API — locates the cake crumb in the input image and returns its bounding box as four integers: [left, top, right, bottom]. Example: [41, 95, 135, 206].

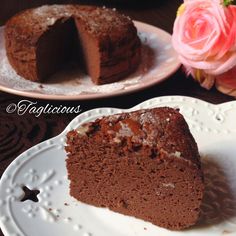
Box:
[162, 183, 175, 188]
[144, 227, 147, 230]
[174, 151, 181, 158]
[64, 203, 69, 206]
[76, 125, 89, 135]
[113, 137, 121, 143]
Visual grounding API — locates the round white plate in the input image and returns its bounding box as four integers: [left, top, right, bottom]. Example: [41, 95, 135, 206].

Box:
[0, 21, 180, 100]
[1, 96, 236, 236]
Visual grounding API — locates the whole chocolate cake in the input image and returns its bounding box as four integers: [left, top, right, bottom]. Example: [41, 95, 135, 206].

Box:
[65, 107, 204, 230]
[5, 5, 141, 84]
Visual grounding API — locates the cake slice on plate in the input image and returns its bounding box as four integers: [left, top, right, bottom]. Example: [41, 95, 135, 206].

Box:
[65, 107, 204, 230]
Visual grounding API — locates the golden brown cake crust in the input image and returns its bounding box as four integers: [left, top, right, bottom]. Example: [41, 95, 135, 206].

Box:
[5, 4, 141, 83]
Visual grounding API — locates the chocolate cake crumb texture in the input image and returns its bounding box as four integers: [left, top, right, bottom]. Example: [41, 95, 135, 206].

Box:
[65, 107, 204, 230]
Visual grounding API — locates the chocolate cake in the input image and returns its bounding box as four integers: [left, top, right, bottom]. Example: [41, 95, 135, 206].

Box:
[65, 107, 204, 230]
[4, 5, 141, 84]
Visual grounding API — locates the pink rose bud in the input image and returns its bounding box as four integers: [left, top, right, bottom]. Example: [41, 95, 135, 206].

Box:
[172, 0, 236, 96]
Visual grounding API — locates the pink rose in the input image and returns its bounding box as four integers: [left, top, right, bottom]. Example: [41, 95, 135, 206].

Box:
[172, 0, 236, 95]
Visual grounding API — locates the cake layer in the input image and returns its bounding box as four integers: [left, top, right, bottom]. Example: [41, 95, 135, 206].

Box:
[65, 107, 204, 230]
[98, 53, 141, 84]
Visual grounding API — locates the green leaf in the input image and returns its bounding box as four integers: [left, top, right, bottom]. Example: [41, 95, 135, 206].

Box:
[223, 0, 236, 6]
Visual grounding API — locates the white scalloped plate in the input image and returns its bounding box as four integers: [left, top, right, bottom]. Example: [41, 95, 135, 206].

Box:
[0, 22, 180, 100]
[0, 96, 236, 236]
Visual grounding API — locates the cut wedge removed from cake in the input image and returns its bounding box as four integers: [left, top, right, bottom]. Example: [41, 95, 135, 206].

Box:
[65, 107, 204, 230]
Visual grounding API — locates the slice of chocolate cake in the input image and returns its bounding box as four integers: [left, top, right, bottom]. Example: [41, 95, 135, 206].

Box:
[65, 107, 204, 230]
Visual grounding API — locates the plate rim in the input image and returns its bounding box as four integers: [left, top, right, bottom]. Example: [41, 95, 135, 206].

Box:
[0, 21, 181, 101]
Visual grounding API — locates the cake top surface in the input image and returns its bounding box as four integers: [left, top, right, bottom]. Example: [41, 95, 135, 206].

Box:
[73, 5, 135, 41]
[6, 5, 74, 34]
[73, 107, 201, 167]
[5, 4, 136, 45]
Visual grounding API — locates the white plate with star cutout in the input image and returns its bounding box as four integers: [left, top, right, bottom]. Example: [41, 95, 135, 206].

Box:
[0, 21, 180, 100]
[0, 96, 236, 236]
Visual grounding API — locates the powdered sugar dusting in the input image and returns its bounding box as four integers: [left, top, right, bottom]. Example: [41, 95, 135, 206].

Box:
[33, 5, 71, 17]
[0, 22, 180, 99]
[118, 122, 134, 137]
[139, 111, 158, 125]
[46, 17, 56, 26]
[33, 5, 72, 28]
